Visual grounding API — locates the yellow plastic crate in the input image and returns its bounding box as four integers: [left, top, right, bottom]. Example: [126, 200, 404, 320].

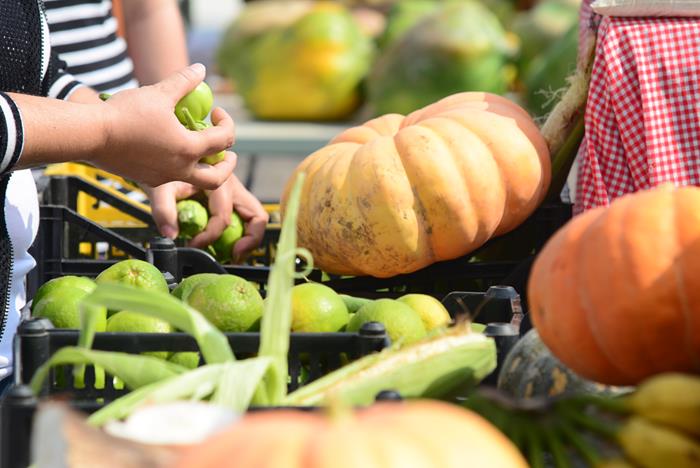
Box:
[43, 162, 282, 231]
[43, 163, 150, 228]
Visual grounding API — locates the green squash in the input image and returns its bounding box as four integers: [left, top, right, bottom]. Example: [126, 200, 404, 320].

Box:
[497, 329, 630, 399]
[367, 1, 516, 116]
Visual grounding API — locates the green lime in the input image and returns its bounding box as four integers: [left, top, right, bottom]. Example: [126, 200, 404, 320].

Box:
[106, 310, 173, 360]
[347, 298, 427, 345]
[168, 351, 201, 369]
[185, 274, 263, 332]
[32, 276, 95, 310]
[397, 294, 452, 331]
[210, 212, 245, 263]
[32, 286, 104, 330]
[171, 273, 220, 301]
[291, 283, 349, 333]
[96, 259, 169, 294]
[176, 200, 209, 239]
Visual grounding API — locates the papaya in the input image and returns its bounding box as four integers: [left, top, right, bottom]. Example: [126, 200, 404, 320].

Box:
[218, 1, 374, 121]
[367, 1, 516, 116]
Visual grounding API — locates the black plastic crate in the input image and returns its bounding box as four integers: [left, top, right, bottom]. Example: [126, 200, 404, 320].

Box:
[29, 203, 565, 305]
[2, 285, 522, 468]
[17, 285, 522, 399]
[16, 319, 390, 399]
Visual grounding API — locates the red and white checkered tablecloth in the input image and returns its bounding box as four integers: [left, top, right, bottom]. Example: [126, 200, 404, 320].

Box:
[574, 4, 700, 214]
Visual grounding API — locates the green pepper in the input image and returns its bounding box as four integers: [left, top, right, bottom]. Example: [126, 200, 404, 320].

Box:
[174, 81, 213, 126]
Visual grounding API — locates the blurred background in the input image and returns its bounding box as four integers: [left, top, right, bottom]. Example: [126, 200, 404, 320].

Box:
[180, 0, 580, 202]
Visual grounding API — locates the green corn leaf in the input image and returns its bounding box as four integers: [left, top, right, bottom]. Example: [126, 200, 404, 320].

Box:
[87, 364, 226, 426]
[79, 284, 234, 364]
[257, 172, 308, 405]
[30, 347, 186, 395]
[211, 357, 273, 410]
[88, 359, 272, 427]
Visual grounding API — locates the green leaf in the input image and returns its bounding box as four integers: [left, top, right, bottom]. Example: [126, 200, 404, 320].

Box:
[211, 357, 273, 410]
[257, 173, 308, 405]
[30, 347, 186, 395]
[79, 284, 234, 364]
[88, 359, 272, 427]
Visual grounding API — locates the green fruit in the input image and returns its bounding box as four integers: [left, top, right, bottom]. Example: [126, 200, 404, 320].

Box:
[176, 200, 209, 239]
[96, 259, 169, 294]
[291, 283, 349, 333]
[210, 212, 245, 263]
[32, 276, 95, 311]
[346, 298, 427, 345]
[175, 81, 214, 125]
[171, 273, 220, 301]
[106, 310, 173, 360]
[168, 352, 201, 369]
[33, 286, 104, 330]
[218, 2, 374, 120]
[368, 1, 514, 116]
[397, 294, 451, 331]
[185, 275, 264, 332]
[339, 294, 372, 314]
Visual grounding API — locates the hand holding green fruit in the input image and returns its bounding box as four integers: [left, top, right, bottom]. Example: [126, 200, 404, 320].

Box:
[175, 82, 226, 165]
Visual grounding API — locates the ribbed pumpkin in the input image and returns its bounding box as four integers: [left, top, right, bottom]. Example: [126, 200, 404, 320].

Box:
[280, 92, 551, 278]
[528, 184, 700, 386]
[175, 401, 528, 468]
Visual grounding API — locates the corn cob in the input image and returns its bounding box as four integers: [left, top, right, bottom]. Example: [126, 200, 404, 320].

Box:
[284, 323, 496, 407]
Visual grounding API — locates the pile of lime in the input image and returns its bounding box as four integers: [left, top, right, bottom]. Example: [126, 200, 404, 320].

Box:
[31, 259, 461, 373]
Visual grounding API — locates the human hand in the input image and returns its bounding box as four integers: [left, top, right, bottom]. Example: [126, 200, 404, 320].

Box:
[93, 63, 236, 190]
[146, 171, 269, 263]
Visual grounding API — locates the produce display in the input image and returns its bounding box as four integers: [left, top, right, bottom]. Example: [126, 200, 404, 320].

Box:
[215, 0, 579, 120]
[7, 2, 700, 467]
[25, 175, 497, 424]
[281, 92, 551, 278]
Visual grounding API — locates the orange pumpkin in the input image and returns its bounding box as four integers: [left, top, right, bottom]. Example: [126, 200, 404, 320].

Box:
[528, 184, 700, 386]
[281, 92, 551, 278]
[175, 400, 527, 468]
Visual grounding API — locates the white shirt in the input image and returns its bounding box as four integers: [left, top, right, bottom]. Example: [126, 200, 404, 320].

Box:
[0, 171, 40, 379]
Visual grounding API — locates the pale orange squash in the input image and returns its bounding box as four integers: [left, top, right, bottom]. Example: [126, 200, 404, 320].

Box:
[175, 400, 528, 468]
[281, 92, 551, 278]
[528, 184, 700, 386]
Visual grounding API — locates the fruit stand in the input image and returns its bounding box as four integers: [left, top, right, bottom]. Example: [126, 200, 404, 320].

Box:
[2, 1, 700, 467]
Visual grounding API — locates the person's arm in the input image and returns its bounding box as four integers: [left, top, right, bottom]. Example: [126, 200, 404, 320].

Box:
[122, 0, 189, 85]
[5, 64, 236, 190]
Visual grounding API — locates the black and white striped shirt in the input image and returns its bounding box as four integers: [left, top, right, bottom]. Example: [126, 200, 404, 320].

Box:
[0, 0, 83, 175]
[44, 0, 138, 93]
